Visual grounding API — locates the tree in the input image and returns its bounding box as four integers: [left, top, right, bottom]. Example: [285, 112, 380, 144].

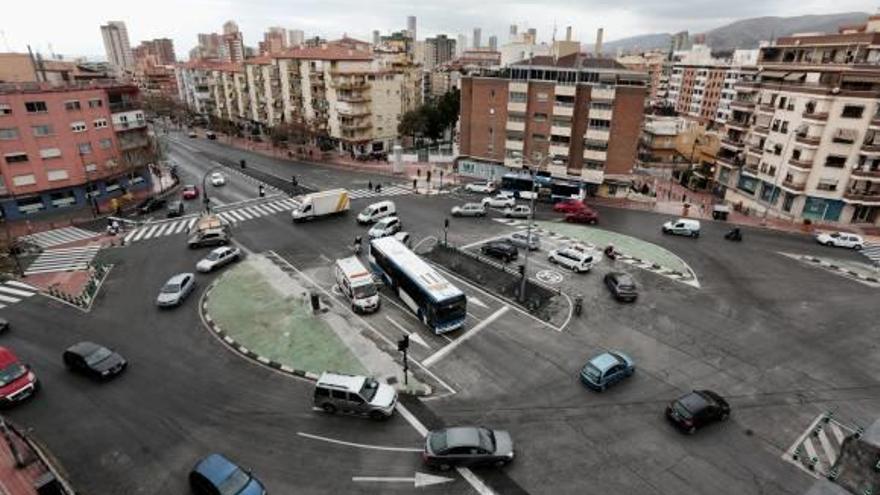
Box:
[398, 109, 427, 141]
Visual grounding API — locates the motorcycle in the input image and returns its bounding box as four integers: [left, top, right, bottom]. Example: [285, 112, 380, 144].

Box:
[604, 245, 617, 260]
[724, 228, 743, 242]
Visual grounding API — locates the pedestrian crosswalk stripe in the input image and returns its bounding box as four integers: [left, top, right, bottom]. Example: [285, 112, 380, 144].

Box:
[154, 223, 172, 237]
[0, 286, 36, 297]
[348, 186, 412, 200]
[861, 243, 880, 265]
[230, 210, 247, 221]
[5, 281, 35, 291]
[0, 294, 20, 304]
[23, 245, 100, 275]
[244, 206, 263, 217]
[251, 205, 270, 216]
[236, 208, 254, 220]
[143, 224, 161, 240]
[218, 212, 236, 223]
[186, 218, 198, 230]
[19, 226, 99, 249]
[131, 227, 149, 242]
[263, 202, 283, 213]
[0, 281, 38, 311]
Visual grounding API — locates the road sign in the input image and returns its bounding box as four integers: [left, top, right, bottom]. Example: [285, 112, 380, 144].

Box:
[353, 472, 455, 488]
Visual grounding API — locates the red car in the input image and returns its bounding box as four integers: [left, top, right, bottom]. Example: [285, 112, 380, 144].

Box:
[182, 185, 200, 200]
[0, 347, 38, 405]
[553, 199, 586, 214]
[564, 208, 599, 224]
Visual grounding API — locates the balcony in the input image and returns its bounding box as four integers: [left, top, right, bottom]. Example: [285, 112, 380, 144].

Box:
[753, 125, 770, 136]
[590, 108, 613, 120]
[781, 179, 807, 192]
[337, 106, 371, 118]
[802, 111, 829, 122]
[118, 135, 150, 151]
[585, 129, 610, 142]
[730, 100, 755, 111]
[109, 101, 141, 113]
[843, 190, 880, 204]
[113, 120, 147, 132]
[340, 120, 372, 131]
[549, 145, 570, 158]
[741, 165, 759, 176]
[721, 137, 744, 150]
[870, 115, 880, 130]
[507, 102, 527, 113]
[592, 87, 615, 100]
[506, 121, 526, 132]
[333, 80, 370, 90]
[727, 119, 750, 131]
[795, 134, 821, 147]
[337, 93, 370, 103]
[550, 125, 571, 137]
[788, 157, 813, 170]
[583, 149, 607, 162]
[851, 167, 880, 180]
[861, 142, 880, 154]
[553, 105, 574, 118]
[747, 145, 763, 156]
[757, 104, 775, 114]
[505, 140, 524, 151]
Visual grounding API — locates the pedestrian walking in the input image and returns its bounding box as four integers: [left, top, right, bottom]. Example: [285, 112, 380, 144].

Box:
[368, 180, 373, 192]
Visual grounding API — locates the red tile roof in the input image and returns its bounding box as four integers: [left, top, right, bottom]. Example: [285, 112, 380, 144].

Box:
[276, 46, 372, 61]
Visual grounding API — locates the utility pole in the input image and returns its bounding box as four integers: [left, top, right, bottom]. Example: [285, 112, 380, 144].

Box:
[519, 179, 537, 303]
[443, 218, 449, 246]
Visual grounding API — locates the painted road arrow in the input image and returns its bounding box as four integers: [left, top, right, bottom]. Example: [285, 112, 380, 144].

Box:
[353, 472, 455, 488]
[386, 316, 429, 348]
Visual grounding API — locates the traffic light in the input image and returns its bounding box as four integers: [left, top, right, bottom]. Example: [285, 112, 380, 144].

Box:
[397, 335, 409, 352]
[258, 184, 265, 197]
[444, 218, 449, 229]
[518, 265, 526, 276]
[426, 170, 432, 182]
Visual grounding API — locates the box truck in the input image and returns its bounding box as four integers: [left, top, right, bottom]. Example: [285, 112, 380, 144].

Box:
[291, 189, 350, 222]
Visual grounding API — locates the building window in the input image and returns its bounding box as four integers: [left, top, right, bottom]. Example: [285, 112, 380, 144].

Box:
[487, 128, 494, 155]
[509, 91, 527, 103]
[99, 138, 112, 149]
[532, 134, 548, 143]
[4, 152, 28, 164]
[533, 113, 548, 122]
[39, 148, 62, 159]
[50, 191, 76, 207]
[508, 114, 526, 123]
[824, 155, 846, 168]
[78, 143, 92, 155]
[552, 117, 570, 127]
[782, 193, 795, 212]
[64, 100, 81, 111]
[25, 101, 47, 113]
[590, 102, 612, 111]
[780, 121, 789, 134]
[0, 128, 18, 140]
[536, 92, 549, 102]
[94, 118, 108, 129]
[85, 163, 98, 173]
[31, 124, 53, 137]
[816, 179, 837, 191]
[47, 170, 70, 182]
[12, 174, 36, 187]
[70, 121, 87, 133]
[831, 128, 857, 144]
[88, 98, 103, 108]
[588, 119, 610, 129]
[841, 105, 864, 119]
[0, 104, 11, 115]
[773, 144, 782, 155]
[16, 195, 44, 214]
[105, 179, 121, 193]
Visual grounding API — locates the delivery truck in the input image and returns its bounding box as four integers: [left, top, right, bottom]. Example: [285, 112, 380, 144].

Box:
[291, 189, 350, 222]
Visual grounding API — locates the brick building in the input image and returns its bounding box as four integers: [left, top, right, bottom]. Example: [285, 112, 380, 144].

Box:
[458, 53, 647, 191]
[0, 83, 152, 220]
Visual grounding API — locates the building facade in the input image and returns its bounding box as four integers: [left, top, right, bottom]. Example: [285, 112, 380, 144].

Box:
[0, 83, 153, 220]
[424, 35, 456, 70]
[717, 17, 880, 226]
[459, 54, 647, 188]
[100, 21, 134, 72]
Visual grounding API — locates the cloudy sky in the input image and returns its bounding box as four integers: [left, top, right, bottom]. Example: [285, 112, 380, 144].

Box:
[2, 0, 872, 59]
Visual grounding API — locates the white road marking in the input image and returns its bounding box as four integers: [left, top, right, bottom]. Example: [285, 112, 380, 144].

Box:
[817, 427, 838, 466]
[422, 306, 509, 367]
[186, 218, 198, 230]
[0, 286, 37, 298]
[4, 281, 35, 291]
[153, 222, 172, 237]
[0, 294, 21, 303]
[829, 422, 845, 444]
[469, 296, 488, 309]
[386, 316, 429, 348]
[131, 227, 149, 242]
[141, 225, 160, 240]
[352, 473, 455, 488]
[296, 432, 422, 452]
[174, 221, 189, 234]
[234, 208, 253, 220]
[228, 210, 246, 221]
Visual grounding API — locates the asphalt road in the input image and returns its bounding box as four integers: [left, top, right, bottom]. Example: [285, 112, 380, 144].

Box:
[4, 134, 879, 495]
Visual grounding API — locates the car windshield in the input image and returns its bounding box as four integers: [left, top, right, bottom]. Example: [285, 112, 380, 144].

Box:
[478, 428, 496, 452]
[436, 296, 467, 323]
[161, 283, 180, 294]
[429, 431, 447, 453]
[85, 347, 113, 366]
[352, 284, 377, 299]
[0, 363, 26, 387]
[582, 364, 601, 381]
[359, 378, 379, 401]
[672, 401, 693, 419]
[360, 207, 375, 216]
[206, 251, 224, 261]
[217, 467, 250, 495]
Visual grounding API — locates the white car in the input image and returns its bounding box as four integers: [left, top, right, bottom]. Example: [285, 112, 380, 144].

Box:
[504, 205, 531, 219]
[369, 216, 402, 239]
[210, 172, 226, 186]
[662, 218, 701, 238]
[465, 181, 497, 194]
[451, 203, 487, 217]
[548, 248, 594, 273]
[482, 193, 516, 209]
[815, 231, 864, 250]
[196, 246, 242, 272]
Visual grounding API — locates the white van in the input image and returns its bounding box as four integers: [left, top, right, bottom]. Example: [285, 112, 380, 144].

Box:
[662, 218, 701, 238]
[357, 200, 396, 224]
[335, 257, 380, 313]
[548, 247, 594, 273]
[313, 372, 397, 419]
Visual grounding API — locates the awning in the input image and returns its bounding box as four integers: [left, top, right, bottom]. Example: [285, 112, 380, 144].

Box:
[843, 75, 880, 83]
[784, 72, 806, 81]
[834, 128, 858, 142]
[760, 71, 788, 79]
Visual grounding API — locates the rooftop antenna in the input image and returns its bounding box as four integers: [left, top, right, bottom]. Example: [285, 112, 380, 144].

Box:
[552, 21, 557, 42]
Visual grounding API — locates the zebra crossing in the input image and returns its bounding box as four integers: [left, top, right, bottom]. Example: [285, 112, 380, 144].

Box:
[784, 413, 854, 478]
[23, 245, 101, 276]
[122, 197, 301, 244]
[19, 226, 99, 249]
[348, 185, 413, 200]
[861, 242, 880, 266]
[0, 281, 38, 310]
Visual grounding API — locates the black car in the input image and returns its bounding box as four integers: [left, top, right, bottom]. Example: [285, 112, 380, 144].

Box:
[604, 272, 638, 302]
[666, 390, 730, 434]
[480, 241, 518, 262]
[63, 342, 127, 380]
[137, 197, 167, 215]
[167, 200, 185, 218]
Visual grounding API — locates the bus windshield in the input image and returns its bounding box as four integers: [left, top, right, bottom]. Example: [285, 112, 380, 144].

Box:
[435, 296, 467, 324]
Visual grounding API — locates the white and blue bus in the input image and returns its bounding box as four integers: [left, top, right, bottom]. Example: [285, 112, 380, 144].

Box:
[369, 237, 467, 334]
[500, 173, 585, 201]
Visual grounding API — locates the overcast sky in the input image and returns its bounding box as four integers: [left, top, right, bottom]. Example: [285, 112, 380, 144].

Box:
[2, 0, 872, 59]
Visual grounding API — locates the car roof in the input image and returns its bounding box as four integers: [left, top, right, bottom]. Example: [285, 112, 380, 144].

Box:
[0, 347, 19, 366]
[167, 272, 193, 284]
[442, 427, 483, 449]
[193, 453, 240, 485]
[610, 272, 634, 283]
[589, 352, 622, 373]
[317, 372, 367, 391]
[677, 390, 711, 412]
[376, 216, 398, 225]
[66, 341, 103, 356]
[211, 246, 233, 254]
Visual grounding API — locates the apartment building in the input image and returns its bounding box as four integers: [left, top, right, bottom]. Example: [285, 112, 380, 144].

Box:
[666, 45, 758, 127]
[459, 53, 647, 189]
[716, 16, 880, 226]
[618, 51, 670, 106]
[0, 83, 152, 220]
[100, 21, 134, 72]
[175, 62, 217, 115]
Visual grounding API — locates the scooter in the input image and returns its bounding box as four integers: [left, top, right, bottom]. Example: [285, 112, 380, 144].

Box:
[604, 245, 617, 260]
[724, 228, 743, 242]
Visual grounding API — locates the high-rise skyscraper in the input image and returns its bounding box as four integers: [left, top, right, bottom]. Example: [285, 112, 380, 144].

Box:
[457, 34, 468, 56]
[424, 35, 456, 70]
[473, 28, 482, 49]
[509, 25, 518, 41]
[407, 16, 417, 40]
[100, 21, 134, 71]
[372, 30, 380, 46]
[488, 35, 498, 51]
[289, 29, 305, 47]
[223, 20, 240, 35]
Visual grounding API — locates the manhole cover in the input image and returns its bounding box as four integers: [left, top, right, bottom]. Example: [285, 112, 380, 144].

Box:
[536, 270, 564, 284]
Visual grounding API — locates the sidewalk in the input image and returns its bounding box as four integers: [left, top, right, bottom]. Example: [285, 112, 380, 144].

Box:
[0, 419, 64, 494]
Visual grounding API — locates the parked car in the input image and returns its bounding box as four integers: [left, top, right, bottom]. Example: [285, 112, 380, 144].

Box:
[189, 454, 266, 495]
[579, 351, 635, 391]
[480, 240, 518, 262]
[369, 216, 402, 239]
[508, 231, 540, 250]
[313, 372, 397, 419]
[451, 203, 487, 217]
[182, 185, 200, 200]
[188, 228, 230, 249]
[503, 205, 531, 219]
[553, 199, 586, 214]
[167, 200, 184, 218]
[464, 181, 497, 194]
[815, 231, 864, 250]
[548, 247, 593, 273]
[63, 342, 127, 380]
[156, 273, 196, 307]
[604, 272, 638, 302]
[187, 130, 197, 138]
[196, 246, 242, 273]
[210, 172, 226, 186]
[0, 347, 37, 405]
[423, 426, 514, 471]
[482, 193, 516, 209]
[564, 208, 599, 225]
[662, 218, 701, 238]
[205, 131, 217, 140]
[137, 197, 167, 215]
[666, 390, 730, 434]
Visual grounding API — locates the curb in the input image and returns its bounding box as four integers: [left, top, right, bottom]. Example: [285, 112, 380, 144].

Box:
[799, 255, 880, 284]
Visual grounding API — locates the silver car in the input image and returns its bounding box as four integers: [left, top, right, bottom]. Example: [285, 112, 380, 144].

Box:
[451, 203, 487, 217]
[503, 205, 531, 219]
[508, 231, 540, 250]
[196, 246, 241, 272]
[156, 273, 196, 307]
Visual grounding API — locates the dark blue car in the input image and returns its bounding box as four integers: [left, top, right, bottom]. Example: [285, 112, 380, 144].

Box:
[189, 453, 266, 495]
